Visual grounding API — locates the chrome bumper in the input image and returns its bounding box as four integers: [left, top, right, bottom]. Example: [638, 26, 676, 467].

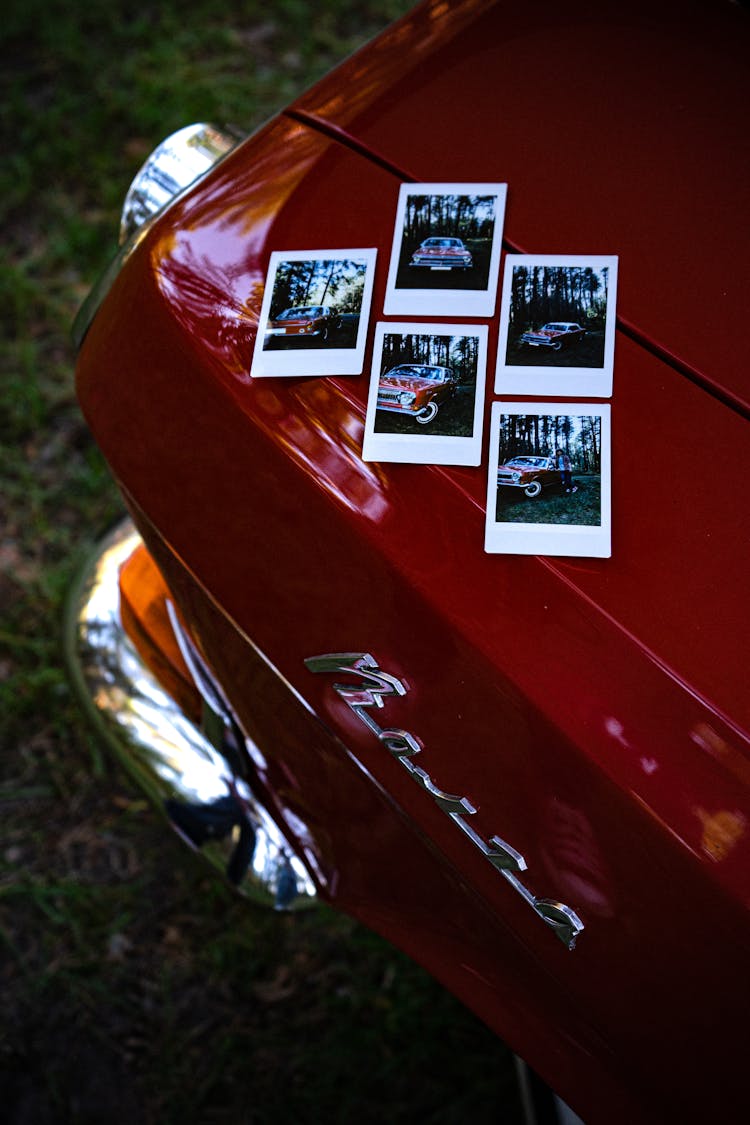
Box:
[64, 518, 317, 910]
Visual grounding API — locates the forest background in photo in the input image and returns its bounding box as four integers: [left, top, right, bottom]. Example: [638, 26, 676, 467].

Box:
[270, 258, 367, 316]
[396, 194, 497, 288]
[508, 264, 608, 330]
[497, 414, 602, 473]
[401, 194, 496, 243]
[381, 332, 479, 386]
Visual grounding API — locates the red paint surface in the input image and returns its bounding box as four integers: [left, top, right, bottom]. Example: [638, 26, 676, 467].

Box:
[294, 0, 750, 413]
[76, 2, 750, 1121]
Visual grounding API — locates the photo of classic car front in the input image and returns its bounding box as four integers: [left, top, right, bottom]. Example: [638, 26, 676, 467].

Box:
[376, 363, 458, 425]
[409, 236, 473, 270]
[496, 455, 562, 498]
[520, 322, 585, 350]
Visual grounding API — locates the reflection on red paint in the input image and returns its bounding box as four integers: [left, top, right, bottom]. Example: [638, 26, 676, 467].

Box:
[696, 807, 746, 862]
[251, 380, 390, 521]
[539, 798, 614, 919]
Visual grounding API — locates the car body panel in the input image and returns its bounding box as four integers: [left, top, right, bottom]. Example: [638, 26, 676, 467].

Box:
[292, 0, 750, 413]
[75, 3, 750, 1121]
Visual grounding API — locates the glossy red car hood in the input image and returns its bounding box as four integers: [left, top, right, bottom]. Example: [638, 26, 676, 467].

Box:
[292, 0, 750, 414]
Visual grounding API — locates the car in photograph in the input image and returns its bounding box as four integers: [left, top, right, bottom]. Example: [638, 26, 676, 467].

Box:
[497, 454, 562, 498]
[520, 322, 585, 349]
[376, 363, 459, 424]
[70, 0, 750, 1122]
[265, 304, 340, 342]
[409, 236, 473, 269]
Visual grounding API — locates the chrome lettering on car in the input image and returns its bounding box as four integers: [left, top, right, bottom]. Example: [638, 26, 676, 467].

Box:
[305, 652, 583, 950]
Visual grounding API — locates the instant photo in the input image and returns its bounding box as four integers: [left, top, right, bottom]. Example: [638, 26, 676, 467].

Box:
[384, 183, 507, 318]
[485, 402, 611, 557]
[251, 249, 377, 377]
[495, 255, 618, 397]
[362, 322, 488, 466]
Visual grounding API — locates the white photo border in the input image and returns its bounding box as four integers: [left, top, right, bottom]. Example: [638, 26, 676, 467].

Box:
[485, 401, 611, 557]
[495, 254, 618, 397]
[384, 183, 507, 318]
[250, 248, 377, 378]
[362, 322, 488, 466]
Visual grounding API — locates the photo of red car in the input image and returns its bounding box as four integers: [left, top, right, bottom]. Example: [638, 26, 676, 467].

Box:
[376, 363, 458, 424]
[409, 236, 473, 269]
[264, 304, 340, 345]
[497, 454, 561, 497]
[520, 322, 585, 350]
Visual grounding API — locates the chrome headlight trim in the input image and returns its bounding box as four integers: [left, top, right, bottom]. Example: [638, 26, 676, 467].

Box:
[73, 122, 243, 351]
[119, 122, 243, 246]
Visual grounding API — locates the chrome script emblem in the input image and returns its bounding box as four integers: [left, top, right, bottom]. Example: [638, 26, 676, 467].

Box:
[305, 652, 583, 950]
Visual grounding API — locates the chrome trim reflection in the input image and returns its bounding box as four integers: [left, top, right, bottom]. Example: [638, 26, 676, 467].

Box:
[66, 518, 317, 910]
[119, 122, 243, 246]
[73, 123, 242, 350]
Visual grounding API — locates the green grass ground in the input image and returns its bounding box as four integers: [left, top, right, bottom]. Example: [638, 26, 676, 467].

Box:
[0, 2, 523, 1120]
[497, 475, 602, 525]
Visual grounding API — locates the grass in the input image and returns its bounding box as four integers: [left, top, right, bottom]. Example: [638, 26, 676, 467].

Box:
[0, 1, 522, 1120]
[497, 475, 602, 525]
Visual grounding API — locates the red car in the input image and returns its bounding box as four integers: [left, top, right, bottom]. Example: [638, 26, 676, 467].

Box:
[71, 1, 750, 1122]
[376, 363, 459, 424]
[497, 455, 561, 497]
[409, 236, 473, 269]
[265, 304, 340, 343]
[520, 322, 585, 349]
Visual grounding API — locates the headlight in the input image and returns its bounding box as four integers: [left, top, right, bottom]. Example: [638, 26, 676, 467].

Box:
[399, 392, 416, 405]
[119, 123, 243, 246]
[73, 122, 243, 350]
[512, 472, 521, 482]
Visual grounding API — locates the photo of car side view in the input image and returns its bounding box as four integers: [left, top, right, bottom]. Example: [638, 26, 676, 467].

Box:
[520, 322, 585, 350]
[409, 236, 473, 269]
[497, 455, 563, 498]
[376, 363, 458, 424]
[264, 304, 340, 344]
[69, 0, 750, 1122]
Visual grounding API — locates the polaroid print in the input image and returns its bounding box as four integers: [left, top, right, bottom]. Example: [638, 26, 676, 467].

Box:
[384, 183, 507, 318]
[251, 248, 377, 377]
[485, 402, 611, 557]
[362, 322, 488, 466]
[495, 255, 618, 397]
